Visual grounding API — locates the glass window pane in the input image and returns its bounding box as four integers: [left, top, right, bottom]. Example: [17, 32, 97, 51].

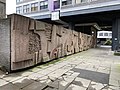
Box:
[31, 3, 38, 12]
[104, 33, 108, 36]
[109, 33, 112, 36]
[40, 1, 48, 10]
[99, 33, 103, 36]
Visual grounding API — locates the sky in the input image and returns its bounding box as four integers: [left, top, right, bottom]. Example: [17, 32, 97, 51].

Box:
[6, 0, 16, 15]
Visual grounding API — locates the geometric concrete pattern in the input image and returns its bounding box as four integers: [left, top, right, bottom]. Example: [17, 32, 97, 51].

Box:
[0, 46, 120, 90]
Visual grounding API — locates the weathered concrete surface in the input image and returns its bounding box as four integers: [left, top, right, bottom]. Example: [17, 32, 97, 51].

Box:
[0, 46, 120, 90]
[0, 14, 95, 72]
[0, 19, 11, 72]
[0, 0, 6, 19]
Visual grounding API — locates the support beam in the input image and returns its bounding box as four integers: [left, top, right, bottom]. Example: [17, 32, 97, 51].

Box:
[112, 18, 120, 51]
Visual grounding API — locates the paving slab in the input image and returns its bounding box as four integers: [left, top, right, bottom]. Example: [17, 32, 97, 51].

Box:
[21, 81, 47, 90]
[108, 85, 120, 90]
[0, 83, 20, 90]
[60, 72, 80, 83]
[48, 79, 60, 89]
[66, 84, 86, 90]
[37, 68, 53, 75]
[97, 66, 110, 74]
[72, 77, 91, 88]
[28, 73, 45, 80]
[2, 74, 23, 82]
[12, 77, 35, 89]
[85, 64, 98, 71]
[58, 80, 71, 90]
[38, 76, 53, 85]
[48, 69, 67, 78]
[109, 64, 120, 87]
[0, 79, 9, 86]
[15, 70, 34, 77]
[88, 81, 106, 90]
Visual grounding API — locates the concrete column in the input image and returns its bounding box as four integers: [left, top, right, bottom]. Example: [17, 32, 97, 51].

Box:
[60, 0, 62, 9]
[72, 0, 75, 6]
[48, 0, 54, 11]
[68, 22, 75, 30]
[38, 1, 40, 11]
[29, 3, 31, 13]
[91, 27, 97, 48]
[112, 18, 120, 51]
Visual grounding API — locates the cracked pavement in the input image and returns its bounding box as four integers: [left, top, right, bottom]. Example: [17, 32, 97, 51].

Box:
[0, 46, 120, 90]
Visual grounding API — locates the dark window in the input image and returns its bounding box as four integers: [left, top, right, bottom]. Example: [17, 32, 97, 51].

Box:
[54, 0, 60, 9]
[16, 6, 22, 14]
[109, 33, 112, 36]
[31, 3, 38, 12]
[99, 33, 103, 36]
[104, 33, 108, 36]
[40, 1, 48, 10]
[62, 0, 72, 6]
[16, 0, 23, 3]
[23, 4, 29, 13]
[81, 0, 89, 3]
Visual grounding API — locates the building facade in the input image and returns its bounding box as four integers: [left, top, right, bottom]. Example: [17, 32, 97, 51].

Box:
[16, 0, 120, 19]
[97, 31, 112, 39]
[16, 0, 120, 51]
[0, 0, 6, 18]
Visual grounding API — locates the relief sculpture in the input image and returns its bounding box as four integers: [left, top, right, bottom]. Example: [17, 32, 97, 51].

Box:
[0, 14, 96, 72]
[28, 31, 41, 54]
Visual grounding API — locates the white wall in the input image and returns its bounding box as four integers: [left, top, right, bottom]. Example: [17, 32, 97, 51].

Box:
[97, 31, 112, 39]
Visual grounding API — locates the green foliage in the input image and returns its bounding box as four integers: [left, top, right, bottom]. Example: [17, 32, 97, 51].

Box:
[114, 52, 120, 56]
[104, 39, 112, 45]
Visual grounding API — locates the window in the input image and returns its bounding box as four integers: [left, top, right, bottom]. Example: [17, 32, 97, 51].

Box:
[104, 33, 108, 36]
[99, 33, 103, 36]
[109, 33, 112, 36]
[31, 3, 38, 12]
[16, 6, 22, 14]
[40, 1, 48, 10]
[81, 0, 89, 3]
[62, 0, 72, 6]
[54, 0, 60, 9]
[16, 0, 23, 3]
[23, 4, 29, 13]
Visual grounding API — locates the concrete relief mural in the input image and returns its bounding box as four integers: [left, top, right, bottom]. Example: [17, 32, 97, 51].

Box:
[0, 14, 96, 72]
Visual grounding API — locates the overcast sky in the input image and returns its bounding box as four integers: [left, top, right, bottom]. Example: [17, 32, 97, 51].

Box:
[6, 0, 16, 15]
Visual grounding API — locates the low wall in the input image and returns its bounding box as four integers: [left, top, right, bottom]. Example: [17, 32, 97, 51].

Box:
[0, 14, 95, 72]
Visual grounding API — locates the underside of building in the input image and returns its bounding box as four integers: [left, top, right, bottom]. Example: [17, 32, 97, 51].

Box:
[16, 0, 120, 51]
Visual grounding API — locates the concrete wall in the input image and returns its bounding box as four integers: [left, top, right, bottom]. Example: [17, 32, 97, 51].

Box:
[0, 0, 6, 18]
[0, 19, 11, 72]
[0, 14, 95, 72]
[0, 0, 6, 3]
[9, 14, 94, 71]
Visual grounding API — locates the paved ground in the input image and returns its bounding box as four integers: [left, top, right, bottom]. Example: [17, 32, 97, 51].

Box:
[0, 46, 120, 90]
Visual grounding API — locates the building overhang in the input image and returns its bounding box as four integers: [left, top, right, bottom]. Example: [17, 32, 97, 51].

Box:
[60, 3, 120, 17]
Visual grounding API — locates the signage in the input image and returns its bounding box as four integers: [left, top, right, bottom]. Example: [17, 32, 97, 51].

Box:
[51, 11, 60, 20]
